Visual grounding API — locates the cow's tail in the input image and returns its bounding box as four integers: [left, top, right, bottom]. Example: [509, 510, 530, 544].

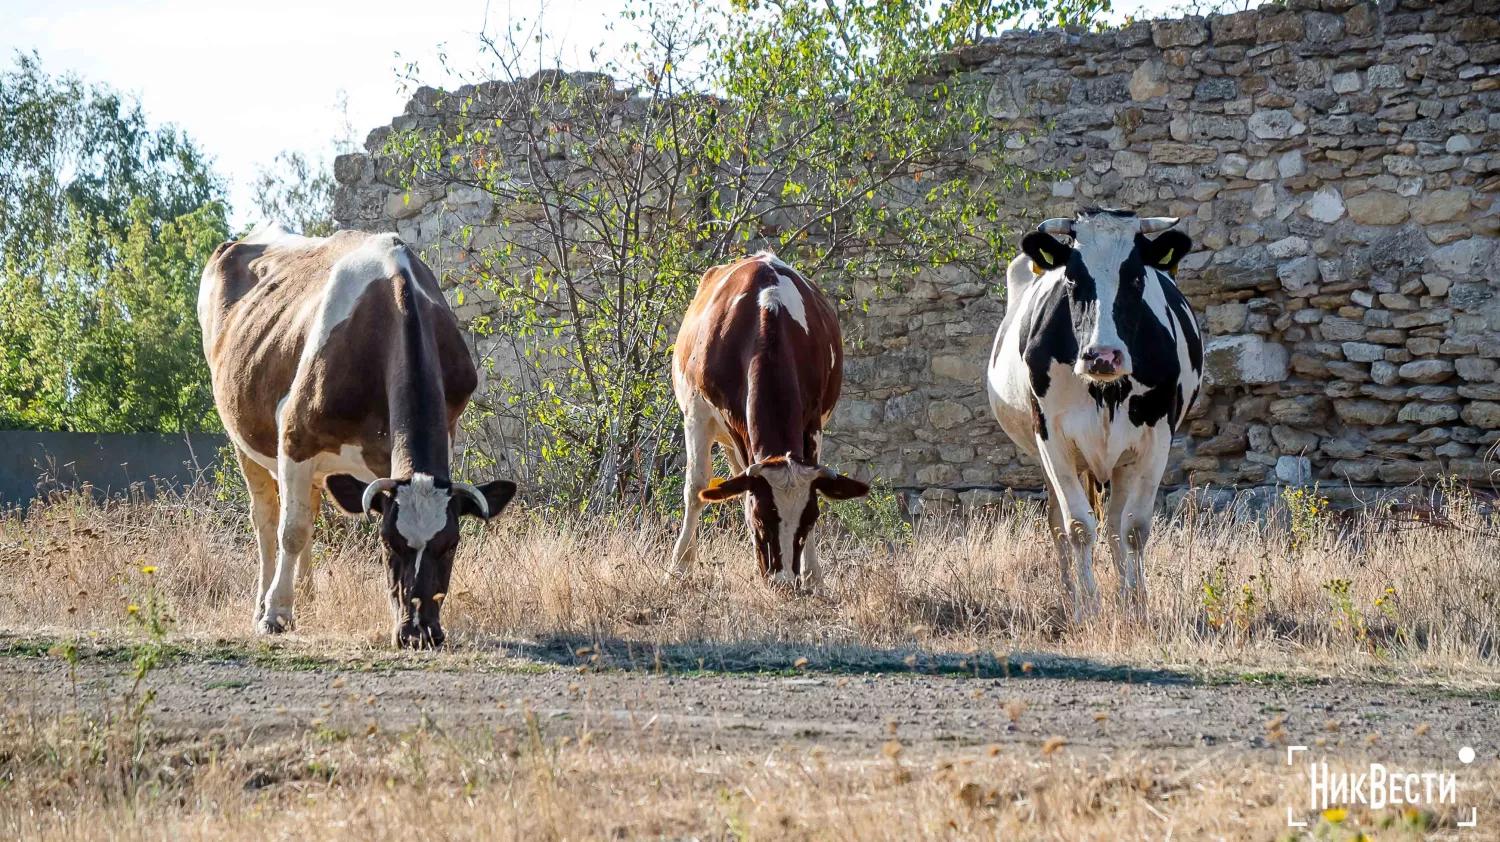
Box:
[1084, 472, 1107, 522]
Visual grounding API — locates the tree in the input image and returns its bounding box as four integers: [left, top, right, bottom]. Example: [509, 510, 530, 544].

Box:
[383, 0, 1108, 512]
[250, 150, 338, 237]
[0, 53, 228, 432]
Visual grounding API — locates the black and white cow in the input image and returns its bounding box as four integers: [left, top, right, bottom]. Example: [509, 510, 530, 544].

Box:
[987, 208, 1202, 618]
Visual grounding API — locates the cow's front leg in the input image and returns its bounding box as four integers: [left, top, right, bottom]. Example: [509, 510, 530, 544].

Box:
[669, 396, 716, 576]
[237, 449, 280, 628]
[1035, 434, 1099, 619]
[799, 539, 826, 593]
[294, 480, 318, 596]
[261, 454, 315, 634]
[1108, 429, 1171, 616]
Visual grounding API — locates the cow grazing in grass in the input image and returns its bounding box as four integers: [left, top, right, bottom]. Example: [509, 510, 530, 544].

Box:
[670, 252, 869, 588]
[987, 209, 1202, 618]
[198, 222, 515, 647]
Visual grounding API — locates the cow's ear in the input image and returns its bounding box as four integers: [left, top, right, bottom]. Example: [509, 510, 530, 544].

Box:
[326, 474, 386, 516]
[813, 473, 870, 501]
[458, 480, 517, 520]
[1021, 232, 1070, 273]
[1141, 230, 1192, 274]
[699, 474, 758, 503]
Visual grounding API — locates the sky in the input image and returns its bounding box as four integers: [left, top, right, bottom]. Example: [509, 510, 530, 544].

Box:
[0, 0, 1167, 229]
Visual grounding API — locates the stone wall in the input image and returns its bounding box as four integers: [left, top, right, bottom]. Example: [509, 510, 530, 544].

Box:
[334, 1, 1500, 508]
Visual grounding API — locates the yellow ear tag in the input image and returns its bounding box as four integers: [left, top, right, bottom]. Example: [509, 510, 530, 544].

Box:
[707, 477, 725, 489]
[1030, 260, 1045, 276]
[1160, 247, 1174, 266]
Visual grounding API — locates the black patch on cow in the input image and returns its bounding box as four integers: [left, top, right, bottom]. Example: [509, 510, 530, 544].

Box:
[1020, 276, 1080, 402]
[1030, 394, 1048, 441]
[1158, 269, 1203, 376]
[390, 265, 451, 476]
[747, 479, 781, 577]
[1140, 230, 1192, 275]
[1088, 378, 1133, 420]
[1021, 231, 1071, 272]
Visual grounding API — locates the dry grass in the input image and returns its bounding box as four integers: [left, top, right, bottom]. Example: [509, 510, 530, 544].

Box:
[2, 484, 1498, 674]
[4, 486, 1500, 840]
[3, 705, 1492, 841]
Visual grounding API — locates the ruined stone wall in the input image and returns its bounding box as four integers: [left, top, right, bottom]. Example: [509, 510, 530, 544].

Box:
[334, 1, 1500, 509]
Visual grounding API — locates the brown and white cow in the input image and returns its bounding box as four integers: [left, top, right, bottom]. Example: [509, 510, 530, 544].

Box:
[670, 252, 869, 587]
[198, 222, 515, 647]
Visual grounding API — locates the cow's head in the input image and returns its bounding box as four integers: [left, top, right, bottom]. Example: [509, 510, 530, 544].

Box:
[697, 454, 868, 583]
[325, 472, 516, 648]
[1020, 208, 1191, 384]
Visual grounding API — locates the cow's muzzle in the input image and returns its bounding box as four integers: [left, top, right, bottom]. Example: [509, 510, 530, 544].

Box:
[1079, 346, 1128, 380]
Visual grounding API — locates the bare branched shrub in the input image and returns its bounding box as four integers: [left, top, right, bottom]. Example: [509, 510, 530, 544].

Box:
[379, 0, 1078, 512]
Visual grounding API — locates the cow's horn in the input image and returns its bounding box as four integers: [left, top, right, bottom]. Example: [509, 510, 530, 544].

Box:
[452, 481, 489, 518]
[1139, 216, 1180, 234]
[361, 478, 400, 516]
[745, 461, 766, 478]
[1038, 218, 1074, 236]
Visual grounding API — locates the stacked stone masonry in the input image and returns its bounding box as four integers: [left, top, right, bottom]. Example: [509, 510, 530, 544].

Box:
[334, 1, 1500, 508]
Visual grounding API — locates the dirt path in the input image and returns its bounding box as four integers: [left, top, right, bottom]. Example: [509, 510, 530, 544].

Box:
[3, 647, 1494, 765]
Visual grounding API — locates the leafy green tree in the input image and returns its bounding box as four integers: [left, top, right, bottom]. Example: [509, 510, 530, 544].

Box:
[250, 91, 356, 237]
[384, 0, 1108, 512]
[0, 53, 228, 432]
[250, 150, 338, 237]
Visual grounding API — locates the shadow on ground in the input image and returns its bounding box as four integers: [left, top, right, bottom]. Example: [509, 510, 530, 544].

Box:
[475, 634, 1204, 685]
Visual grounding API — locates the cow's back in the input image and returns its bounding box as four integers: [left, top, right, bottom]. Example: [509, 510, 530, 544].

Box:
[200, 228, 476, 468]
[673, 255, 841, 443]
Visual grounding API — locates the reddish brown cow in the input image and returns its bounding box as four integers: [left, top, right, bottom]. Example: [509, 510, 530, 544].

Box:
[670, 252, 868, 587]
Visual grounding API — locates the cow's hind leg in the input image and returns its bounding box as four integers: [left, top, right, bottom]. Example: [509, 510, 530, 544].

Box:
[260, 454, 316, 634]
[798, 430, 826, 593]
[237, 449, 280, 628]
[1036, 436, 1100, 620]
[294, 480, 319, 595]
[669, 395, 716, 575]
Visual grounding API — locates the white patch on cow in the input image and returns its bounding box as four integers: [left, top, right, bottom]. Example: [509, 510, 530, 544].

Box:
[314, 444, 377, 483]
[1070, 213, 1139, 374]
[242, 220, 322, 249]
[197, 257, 221, 342]
[297, 235, 436, 370]
[757, 273, 809, 332]
[1141, 266, 1174, 334]
[761, 466, 816, 579]
[1004, 252, 1037, 310]
[394, 473, 450, 551]
[828, 343, 836, 371]
[729, 293, 747, 310]
[753, 251, 794, 273]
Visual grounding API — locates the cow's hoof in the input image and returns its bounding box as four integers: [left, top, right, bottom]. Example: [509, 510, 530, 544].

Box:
[257, 613, 291, 635]
[394, 624, 445, 649]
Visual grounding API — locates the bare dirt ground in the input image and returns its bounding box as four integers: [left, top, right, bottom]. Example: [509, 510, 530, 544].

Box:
[4, 637, 1495, 764]
[5, 636, 1499, 840]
